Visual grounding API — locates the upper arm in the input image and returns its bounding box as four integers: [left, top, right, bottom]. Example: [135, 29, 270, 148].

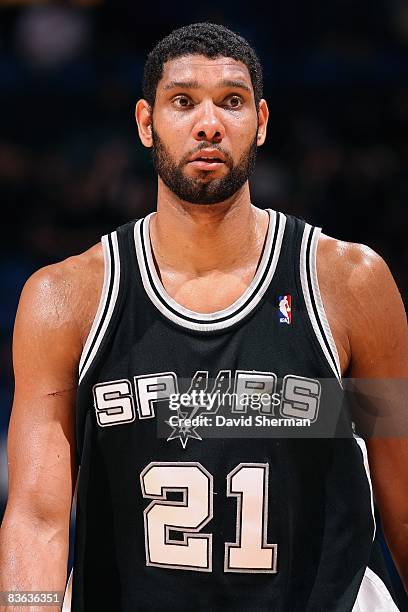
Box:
[335, 243, 408, 577]
[6, 264, 83, 528]
[342, 247, 408, 465]
[344, 245, 408, 378]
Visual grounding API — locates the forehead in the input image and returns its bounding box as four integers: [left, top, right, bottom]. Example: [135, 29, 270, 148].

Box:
[159, 54, 252, 89]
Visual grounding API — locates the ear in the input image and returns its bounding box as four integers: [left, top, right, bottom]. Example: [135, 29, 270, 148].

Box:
[135, 99, 153, 148]
[256, 99, 269, 146]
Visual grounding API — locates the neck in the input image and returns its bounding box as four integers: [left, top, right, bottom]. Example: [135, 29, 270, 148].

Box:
[150, 179, 269, 276]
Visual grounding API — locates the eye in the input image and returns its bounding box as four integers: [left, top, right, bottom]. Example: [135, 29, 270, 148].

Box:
[173, 95, 193, 109]
[224, 95, 243, 109]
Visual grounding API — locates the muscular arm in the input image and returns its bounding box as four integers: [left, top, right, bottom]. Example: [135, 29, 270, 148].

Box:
[319, 238, 408, 590]
[0, 249, 101, 609]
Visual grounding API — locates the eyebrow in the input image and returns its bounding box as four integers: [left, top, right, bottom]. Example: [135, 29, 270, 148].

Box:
[163, 79, 252, 93]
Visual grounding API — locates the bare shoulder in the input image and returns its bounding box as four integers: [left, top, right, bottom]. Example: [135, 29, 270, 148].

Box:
[16, 242, 104, 349]
[317, 232, 407, 376]
[317, 232, 402, 303]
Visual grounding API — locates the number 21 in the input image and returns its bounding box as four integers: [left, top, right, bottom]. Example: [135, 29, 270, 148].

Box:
[140, 462, 277, 573]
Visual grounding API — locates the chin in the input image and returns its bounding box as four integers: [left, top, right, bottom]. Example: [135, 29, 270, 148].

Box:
[187, 171, 225, 182]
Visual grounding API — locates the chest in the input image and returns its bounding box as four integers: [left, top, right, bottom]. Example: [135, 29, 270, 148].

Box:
[158, 266, 260, 314]
[134, 264, 350, 375]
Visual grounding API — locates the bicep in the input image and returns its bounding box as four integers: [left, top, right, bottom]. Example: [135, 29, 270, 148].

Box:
[6, 268, 81, 526]
[7, 392, 77, 527]
[343, 248, 408, 555]
[346, 248, 408, 378]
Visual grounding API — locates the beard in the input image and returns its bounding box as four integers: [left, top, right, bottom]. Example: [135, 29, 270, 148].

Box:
[151, 127, 258, 205]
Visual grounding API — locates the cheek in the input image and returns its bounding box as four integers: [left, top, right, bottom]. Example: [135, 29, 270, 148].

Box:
[154, 113, 191, 154]
[229, 116, 257, 157]
[157, 106, 193, 133]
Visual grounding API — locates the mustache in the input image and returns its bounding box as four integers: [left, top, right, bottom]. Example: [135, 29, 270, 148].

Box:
[180, 142, 233, 168]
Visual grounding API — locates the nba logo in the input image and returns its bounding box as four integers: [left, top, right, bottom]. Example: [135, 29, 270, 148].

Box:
[278, 295, 292, 324]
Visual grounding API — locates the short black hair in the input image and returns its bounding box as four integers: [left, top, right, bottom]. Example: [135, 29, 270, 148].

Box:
[142, 22, 263, 108]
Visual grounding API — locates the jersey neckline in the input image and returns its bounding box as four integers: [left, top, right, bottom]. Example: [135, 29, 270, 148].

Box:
[133, 209, 286, 332]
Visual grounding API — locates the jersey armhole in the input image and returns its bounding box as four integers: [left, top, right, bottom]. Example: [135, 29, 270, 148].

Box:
[62, 566, 73, 611]
[299, 224, 342, 382]
[78, 232, 121, 383]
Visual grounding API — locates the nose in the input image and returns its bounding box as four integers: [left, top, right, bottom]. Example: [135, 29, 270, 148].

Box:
[192, 101, 225, 143]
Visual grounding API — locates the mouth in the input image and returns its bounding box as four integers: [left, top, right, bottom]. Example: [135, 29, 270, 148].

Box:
[187, 149, 226, 172]
[188, 159, 225, 171]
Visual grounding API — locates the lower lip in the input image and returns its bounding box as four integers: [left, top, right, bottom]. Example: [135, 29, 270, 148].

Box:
[189, 160, 225, 171]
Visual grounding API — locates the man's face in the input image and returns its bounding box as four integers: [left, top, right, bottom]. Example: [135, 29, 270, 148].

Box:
[149, 55, 262, 204]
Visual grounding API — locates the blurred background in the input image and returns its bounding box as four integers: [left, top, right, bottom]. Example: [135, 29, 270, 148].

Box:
[0, 0, 407, 605]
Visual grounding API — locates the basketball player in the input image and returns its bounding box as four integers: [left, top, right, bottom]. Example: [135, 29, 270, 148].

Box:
[1, 23, 407, 611]
[278, 295, 291, 324]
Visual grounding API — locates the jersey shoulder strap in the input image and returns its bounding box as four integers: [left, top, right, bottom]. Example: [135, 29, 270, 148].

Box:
[298, 220, 341, 379]
[78, 220, 135, 384]
[273, 213, 341, 380]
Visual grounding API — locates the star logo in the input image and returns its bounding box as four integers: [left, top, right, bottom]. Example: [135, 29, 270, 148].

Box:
[165, 370, 231, 448]
[166, 410, 203, 449]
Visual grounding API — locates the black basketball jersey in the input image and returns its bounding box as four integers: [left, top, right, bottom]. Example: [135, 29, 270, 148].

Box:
[64, 210, 399, 611]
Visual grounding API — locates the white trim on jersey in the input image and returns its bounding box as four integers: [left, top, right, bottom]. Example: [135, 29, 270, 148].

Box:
[133, 209, 287, 332]
[78, 232, 121, 383]
[309, 227, 342, 377]
[62, 567, 73, 611]
[78, 235, 111, 376]
[354, 434, 376, 540]
[300, 224, 342, 381]
[353, 567, 399, 611]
